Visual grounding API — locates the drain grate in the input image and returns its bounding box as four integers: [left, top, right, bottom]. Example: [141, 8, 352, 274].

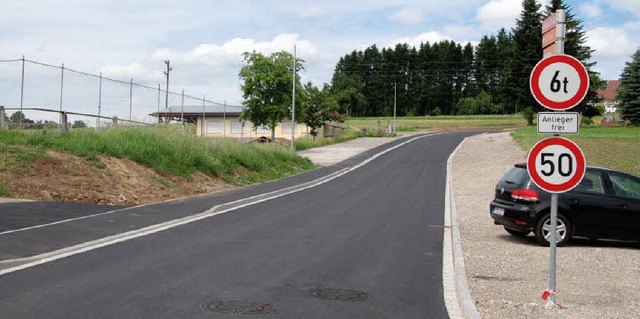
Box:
[200, 299, 276, 315]
[308, 288, 370, 302]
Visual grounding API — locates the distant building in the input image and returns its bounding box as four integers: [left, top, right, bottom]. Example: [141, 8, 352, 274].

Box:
[150, 105, 341, 141]
[597, 80, 621, 113]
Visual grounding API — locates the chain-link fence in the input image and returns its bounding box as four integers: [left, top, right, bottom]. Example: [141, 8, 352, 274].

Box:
[0, 57, 235, 131]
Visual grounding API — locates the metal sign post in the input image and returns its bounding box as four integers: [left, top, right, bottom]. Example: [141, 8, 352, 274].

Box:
[531, 9, 589, 306]
[550, 9, 565, 305]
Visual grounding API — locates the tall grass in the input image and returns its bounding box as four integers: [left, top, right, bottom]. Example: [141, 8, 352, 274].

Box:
[0, 126, 315, 183]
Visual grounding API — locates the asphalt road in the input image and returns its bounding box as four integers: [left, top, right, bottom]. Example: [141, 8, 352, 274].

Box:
[0, 131, 477, 318]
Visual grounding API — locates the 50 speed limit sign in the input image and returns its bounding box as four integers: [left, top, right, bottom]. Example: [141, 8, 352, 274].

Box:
[527, 137, 586, 193]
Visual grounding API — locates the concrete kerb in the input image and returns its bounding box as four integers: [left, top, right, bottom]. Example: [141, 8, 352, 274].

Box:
[443, 136, 481, 319]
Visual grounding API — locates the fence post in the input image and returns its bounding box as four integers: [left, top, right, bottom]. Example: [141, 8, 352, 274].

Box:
[112, 116, 118, 127]
[20, 56, 25, 130]
[129, 78, 133, 121]
[61, 111, 68, 133]
[97, 72, 102, 132]
[59, 63, 65, 133]
[0, 106, 6, 130]
[157, 83, 161, 124]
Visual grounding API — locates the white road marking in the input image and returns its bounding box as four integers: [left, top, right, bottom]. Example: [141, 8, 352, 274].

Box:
[0, 133, 439, 276]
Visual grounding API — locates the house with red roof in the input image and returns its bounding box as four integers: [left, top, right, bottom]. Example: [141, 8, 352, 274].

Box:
[597, 80, 621, 113]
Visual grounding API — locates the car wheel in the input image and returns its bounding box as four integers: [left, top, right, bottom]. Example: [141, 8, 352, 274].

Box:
[504, 227, 530, 237]
[534, 213, 572, 246]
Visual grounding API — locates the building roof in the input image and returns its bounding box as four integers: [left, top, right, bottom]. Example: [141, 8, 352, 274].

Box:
[597, 80, 621, 101]
[150, 105, 243, 117]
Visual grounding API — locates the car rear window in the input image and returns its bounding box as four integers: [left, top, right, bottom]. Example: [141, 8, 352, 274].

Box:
[608, 172, 640, 199]
[501, 166, 529, 185]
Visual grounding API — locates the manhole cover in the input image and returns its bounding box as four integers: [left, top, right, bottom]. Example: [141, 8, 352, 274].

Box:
[200, 299, 276, 315]
[308, 288, 370, 302]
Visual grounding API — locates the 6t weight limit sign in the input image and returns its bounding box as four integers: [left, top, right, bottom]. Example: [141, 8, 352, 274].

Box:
[530, 54, 589, 110]
[527, 137, 586, 193]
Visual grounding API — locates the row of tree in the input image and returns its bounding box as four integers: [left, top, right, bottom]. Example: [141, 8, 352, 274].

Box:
[328, 0, 604, 120]
[237, 0, 639, 138]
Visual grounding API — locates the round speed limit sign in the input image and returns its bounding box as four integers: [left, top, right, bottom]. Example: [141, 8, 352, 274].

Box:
[527, 137, 586, 193]
[530, 54, 589, 110]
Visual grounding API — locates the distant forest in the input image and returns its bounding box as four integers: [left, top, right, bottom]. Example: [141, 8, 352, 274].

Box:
[328, 0, 604, 118]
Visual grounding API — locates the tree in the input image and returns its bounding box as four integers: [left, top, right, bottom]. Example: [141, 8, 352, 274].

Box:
[9, 111, 25, 124]
[511, 0, 543, 112]
[330, 72, 365, 118]
[72, 120, 87, 129]
[544, 0, 605, 117]
[302, 83, 338, 140]
[618, 48, 640, 125]
[494, 29, 517, 113]
[8, 111, 35, 129]
[238, 51, 304, 141]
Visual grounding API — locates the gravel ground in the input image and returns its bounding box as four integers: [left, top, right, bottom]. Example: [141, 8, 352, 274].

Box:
[452, 131, 640, 319]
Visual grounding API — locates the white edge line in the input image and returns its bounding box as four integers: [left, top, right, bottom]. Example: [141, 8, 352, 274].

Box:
[0, 134, 433, 276]
[444, 135, 481, 319]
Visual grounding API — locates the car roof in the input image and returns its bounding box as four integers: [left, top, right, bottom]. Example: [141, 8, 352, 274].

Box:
[514, 163, 636, 177]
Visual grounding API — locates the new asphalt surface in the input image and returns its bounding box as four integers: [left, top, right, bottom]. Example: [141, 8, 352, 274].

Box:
[0, 131, 480, 318]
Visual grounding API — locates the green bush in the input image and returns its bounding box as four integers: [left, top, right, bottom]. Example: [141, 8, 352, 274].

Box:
[521, 107, 535, 125]
[581, 116, 594, 126]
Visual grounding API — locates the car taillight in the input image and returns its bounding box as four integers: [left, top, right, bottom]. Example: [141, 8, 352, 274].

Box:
[512, 189, 539, 202]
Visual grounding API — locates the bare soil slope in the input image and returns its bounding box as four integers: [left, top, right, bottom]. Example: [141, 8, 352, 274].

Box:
[1, 150, 232, 206]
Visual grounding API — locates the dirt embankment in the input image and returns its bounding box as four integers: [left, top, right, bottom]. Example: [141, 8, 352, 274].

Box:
[0, 150, 232, 206]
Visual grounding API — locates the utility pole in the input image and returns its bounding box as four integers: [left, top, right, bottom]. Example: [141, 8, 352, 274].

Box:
[163, 60, 172, 109]
[290, 45, 296, 151]
[393, 83, 397, 136]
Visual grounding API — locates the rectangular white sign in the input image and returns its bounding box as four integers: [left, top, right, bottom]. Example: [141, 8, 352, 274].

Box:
[537, 112, 579, 134]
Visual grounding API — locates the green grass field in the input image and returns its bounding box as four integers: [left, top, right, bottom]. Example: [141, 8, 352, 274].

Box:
[344, 115, 527, 132]
[511, 125, 640, 176]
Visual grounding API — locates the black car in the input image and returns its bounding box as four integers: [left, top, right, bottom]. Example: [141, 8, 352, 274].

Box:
[490, 163, 640, 246]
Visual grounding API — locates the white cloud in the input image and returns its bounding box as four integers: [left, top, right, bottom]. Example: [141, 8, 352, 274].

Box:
[98, 63, 161, 82]
[580, 3, 602, 18]
[604, 0, 640, 17]
[151, 34, 317, 68]
[587, 27, 636, 58]
[624, 20, 640, 30]
[443, 25, 482, 41]
[301, 6, 324, 17]
[476, 0, 520, 31]
[388, 7, 424, 24]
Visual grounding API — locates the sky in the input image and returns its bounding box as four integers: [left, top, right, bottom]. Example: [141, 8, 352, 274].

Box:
[0, 0, 638, 122]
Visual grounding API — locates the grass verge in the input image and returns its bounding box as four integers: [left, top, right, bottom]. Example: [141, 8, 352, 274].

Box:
[0, 126, 315, 185]
[511, 125, 640, 176]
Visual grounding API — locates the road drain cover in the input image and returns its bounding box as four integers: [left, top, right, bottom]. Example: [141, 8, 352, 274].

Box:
[200, 299, 276, 315]
[309, 288, 370, 302]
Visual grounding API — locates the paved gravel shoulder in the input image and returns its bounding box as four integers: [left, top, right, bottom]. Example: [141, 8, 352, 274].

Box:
[452, 131, 640, 319]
